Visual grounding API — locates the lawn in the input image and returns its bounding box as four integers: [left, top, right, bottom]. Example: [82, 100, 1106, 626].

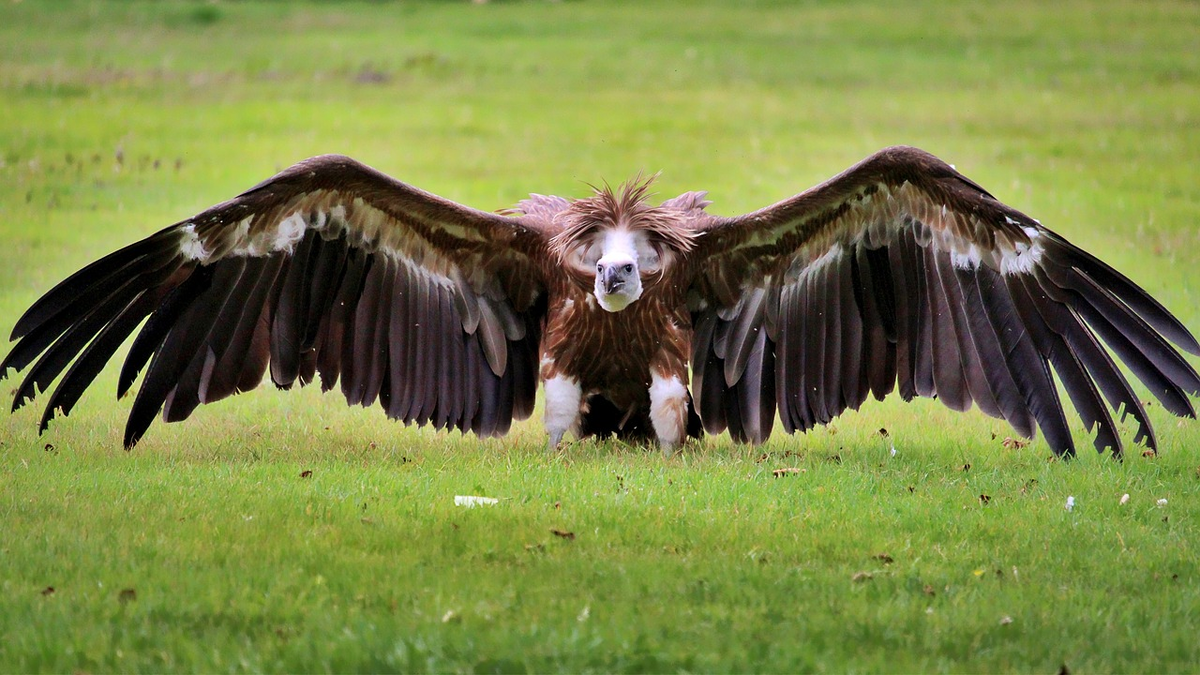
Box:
[1, 0, 1199, 671]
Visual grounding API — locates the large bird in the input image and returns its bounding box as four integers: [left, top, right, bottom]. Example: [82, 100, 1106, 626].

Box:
[3, 146, 1198, 458]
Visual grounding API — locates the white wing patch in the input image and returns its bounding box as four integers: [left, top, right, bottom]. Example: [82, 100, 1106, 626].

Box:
[206, 196, 467, 307]
[274, 212, 308, 253]
[222, 195, 423, 259]
[1000, 240, 1045, 276]
[179, 224, 211, 262]
[778, 181, 1051, 285]
[950, 244, 983, 271]
[233, 212, 306, 257]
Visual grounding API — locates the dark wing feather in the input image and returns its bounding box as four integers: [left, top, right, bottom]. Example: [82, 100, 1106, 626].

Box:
[688, 145, 1199, 457]
[889, 229, 920, 400]
[805, 271, 829, 424]
[2, 154, 552, 448]
[161, 256, 251, 423]
[927, 250, 968, 412]
[954, 265, 1035, 437]
[36, 268, 190, 432]
[855, 245, 896, 401]
[839, 251, 866, 413]
[202, 255, 286, 403]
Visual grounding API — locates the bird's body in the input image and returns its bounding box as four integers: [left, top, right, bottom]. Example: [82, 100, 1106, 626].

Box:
[3, 146, 1198, 458]
[529, 184, 704, 450]
[540, 281, 693, 442]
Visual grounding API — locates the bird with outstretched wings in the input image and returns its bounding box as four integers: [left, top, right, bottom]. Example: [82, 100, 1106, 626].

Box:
[3, 146, 1197, 457]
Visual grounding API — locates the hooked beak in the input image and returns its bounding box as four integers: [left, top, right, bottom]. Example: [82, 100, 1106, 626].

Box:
[594, 259, 642, 312]
[602, 266, 624, 294]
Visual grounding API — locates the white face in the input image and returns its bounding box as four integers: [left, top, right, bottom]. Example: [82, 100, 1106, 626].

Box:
[586, 229, 656, 312]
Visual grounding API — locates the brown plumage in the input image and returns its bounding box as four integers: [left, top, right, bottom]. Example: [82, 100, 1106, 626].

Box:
[3, 146, 1198, 458]
[548, 176, 702, 265]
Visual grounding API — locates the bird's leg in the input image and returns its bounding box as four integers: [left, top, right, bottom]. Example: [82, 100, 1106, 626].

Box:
[649, 371, 689, 458]
[543, 373, 582, 451]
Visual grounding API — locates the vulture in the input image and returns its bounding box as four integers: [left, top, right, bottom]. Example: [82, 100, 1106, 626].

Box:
[3, 146, 1198, 458]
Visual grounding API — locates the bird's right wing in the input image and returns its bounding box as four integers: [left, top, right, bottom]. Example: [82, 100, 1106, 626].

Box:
[685, 146, 1199, 456]
[2, 155, 552, 447]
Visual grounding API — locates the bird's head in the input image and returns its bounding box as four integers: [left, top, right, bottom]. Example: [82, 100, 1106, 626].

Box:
[548, 175, 706, 313]
[593, 230, 645, 312]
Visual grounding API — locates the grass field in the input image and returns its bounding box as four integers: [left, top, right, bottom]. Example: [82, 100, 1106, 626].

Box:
[2, 0, 1200, 671]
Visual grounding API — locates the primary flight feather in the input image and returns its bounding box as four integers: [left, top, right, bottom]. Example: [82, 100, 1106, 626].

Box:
[3, 146, 1198, 457]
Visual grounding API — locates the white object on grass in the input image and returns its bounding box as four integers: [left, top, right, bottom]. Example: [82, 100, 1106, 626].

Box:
[1065, 496, 1075, 512]
[1120, 493, 1130, 505]
[454, 495, 499, 507]
[1157, 498, 1168, 508]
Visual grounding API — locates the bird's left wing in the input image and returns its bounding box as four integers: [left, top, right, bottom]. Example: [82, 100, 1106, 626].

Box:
[1, 155, 552, 447]
[688, 146, 1200, 456]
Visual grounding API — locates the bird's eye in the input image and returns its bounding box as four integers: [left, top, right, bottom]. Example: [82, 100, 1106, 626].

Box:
[597, 263, 603, 272]
[622, 263, 634, 274]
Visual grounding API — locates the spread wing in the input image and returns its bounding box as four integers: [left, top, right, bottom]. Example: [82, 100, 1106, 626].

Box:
[688, 145, 1200, 457]
[1, 155, 551, 447]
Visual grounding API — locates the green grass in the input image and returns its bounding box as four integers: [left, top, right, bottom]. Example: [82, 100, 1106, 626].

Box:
[2, 0, 1200, 671]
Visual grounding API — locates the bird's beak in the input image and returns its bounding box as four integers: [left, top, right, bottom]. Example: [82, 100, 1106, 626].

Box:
[602, 266, 624, 294]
